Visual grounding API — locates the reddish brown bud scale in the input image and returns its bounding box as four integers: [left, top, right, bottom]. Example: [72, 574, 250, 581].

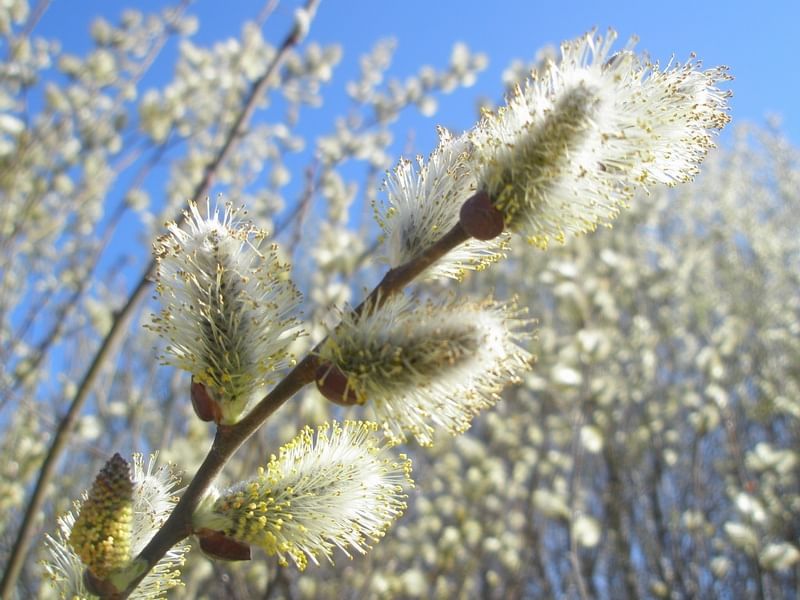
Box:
[459, 190, 505, 240]
[315, 363, 361, 406]
[197, 529, 252, 561]
[100, 453, 132, 490]
[84, 569, 121, 597]
[191, 379, 222, 423]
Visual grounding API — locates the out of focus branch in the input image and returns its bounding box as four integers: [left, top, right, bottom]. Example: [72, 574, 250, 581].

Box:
[0, 2, 317, 595]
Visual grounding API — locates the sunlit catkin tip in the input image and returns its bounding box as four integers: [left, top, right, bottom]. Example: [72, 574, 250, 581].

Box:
[376, 127, 509, 280]
[318, 295, 534, 445]
[471, 28, 731, 249]
[148, 199, 303, 424]
[193, 421, 413, 570]
[67, 453, 134, 579]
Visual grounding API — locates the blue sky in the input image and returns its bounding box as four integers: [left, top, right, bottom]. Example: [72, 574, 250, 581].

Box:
[20, 0, 797, 342]
[37, 0, 799, 146]
[309, 0, 798, 143]
[23, 0, 797, 363]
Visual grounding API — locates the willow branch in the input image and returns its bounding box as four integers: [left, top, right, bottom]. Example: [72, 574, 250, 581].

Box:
[113, 218, 472, 598]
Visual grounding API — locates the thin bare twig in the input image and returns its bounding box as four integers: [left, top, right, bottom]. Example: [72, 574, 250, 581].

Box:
[255, 0, 280, 27]
[6, 0, 50, 61]
[567, 406, 590, 600]
[287, 161, 317, 255]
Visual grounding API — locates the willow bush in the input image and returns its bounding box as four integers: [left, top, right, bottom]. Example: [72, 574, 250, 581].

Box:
[1, 1, 796, 599]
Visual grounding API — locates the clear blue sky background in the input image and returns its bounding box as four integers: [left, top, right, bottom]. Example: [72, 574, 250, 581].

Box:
[37, 0, 799, 147]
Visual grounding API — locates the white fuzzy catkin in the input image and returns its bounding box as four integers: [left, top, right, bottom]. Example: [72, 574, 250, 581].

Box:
[42, 454, 187, 599]
[377, 127, 509, 280]
[193, 421, 413, 571]
[319, 294, 533, 445]
[149, 200, 302, 423]
[471, 28, 731, 249]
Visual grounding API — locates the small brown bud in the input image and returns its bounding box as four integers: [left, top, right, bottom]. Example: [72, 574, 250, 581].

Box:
[459, 190, 505, 240]
[197, 529, 252, 561]
[191, 379, 222, 423]
[315, 363, 361, 406]
[83, 569, 121, 597]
